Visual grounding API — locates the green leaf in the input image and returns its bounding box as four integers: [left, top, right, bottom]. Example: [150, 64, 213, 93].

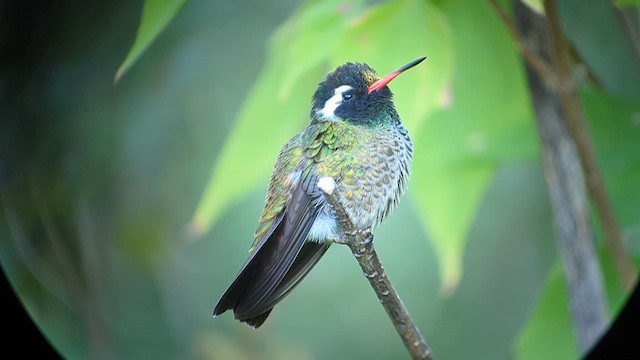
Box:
[558, 0, 640, 98]
[581, 87, 640, 231]
[513, 264, 579, 360]
[115, 0, 188, 82]
[188, 0, 364, 237]
[412, 114, 497, 293]
[329, 0, 457, 287]
[410, 0, 537, 290]
[331, 0, 453, 132]
[514, 249, 628, 360]
[614, 0, 640, 8]
[189, 0, 452, 237]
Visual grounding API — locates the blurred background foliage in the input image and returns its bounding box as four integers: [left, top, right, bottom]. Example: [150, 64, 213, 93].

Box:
[1, 0, 639, 359]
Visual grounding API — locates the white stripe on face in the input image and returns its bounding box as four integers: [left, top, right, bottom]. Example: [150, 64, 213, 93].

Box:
[317, 85, 353, 121]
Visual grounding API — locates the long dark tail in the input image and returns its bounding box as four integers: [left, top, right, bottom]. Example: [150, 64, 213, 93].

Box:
[213, 241, 330, 328]
[213, 183, 330, 327]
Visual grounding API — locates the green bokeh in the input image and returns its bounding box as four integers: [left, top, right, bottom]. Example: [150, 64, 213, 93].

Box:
[1, 0, 638, 359]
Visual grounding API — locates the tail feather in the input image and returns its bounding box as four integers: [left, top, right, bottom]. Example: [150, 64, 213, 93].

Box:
[213, 184, 328, 328]
[213, 241, 330, 327]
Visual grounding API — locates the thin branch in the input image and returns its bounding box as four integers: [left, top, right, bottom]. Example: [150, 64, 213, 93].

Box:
[616, 7, 640, 73]
[486, 0, 559, 90]
[544, 0, 636, 291]
[317, 177, 434, 360]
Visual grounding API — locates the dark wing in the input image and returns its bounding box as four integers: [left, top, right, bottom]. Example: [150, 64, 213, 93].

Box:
[213, 180, 329, 328]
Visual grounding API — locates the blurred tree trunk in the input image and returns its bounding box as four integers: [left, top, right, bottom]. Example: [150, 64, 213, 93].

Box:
[513, 0, 608, 353]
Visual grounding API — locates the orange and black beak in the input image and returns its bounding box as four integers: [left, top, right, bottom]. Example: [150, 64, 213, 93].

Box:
[367, 56, 426, 94]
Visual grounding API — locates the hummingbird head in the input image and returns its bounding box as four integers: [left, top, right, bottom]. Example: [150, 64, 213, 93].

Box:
[311, 57, 426, 126]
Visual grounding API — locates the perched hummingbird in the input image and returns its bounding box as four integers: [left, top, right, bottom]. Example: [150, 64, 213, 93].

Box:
[213, 57, 425, 328]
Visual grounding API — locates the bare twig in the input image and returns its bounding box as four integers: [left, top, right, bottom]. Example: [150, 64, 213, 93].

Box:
[486, 0, 559, 90]
[317, 177, 433, 360]
[615, 7, 640, 73]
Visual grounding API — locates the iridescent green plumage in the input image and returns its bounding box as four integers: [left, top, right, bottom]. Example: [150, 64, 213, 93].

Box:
[256, 121, 352, 242]
[214, 58, 422, 328]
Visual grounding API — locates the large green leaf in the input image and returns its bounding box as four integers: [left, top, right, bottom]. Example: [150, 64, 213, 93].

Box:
[614, 0, 640, 8]
[410, 0, 537, 290]
[189, 0, 452, 237]
[331, 0, 453, 133]
[115, 0, 188, 82]
[558, 0, 640, 98]
[188, 0, 365, 236]
[581, 87, 640, 232]
[514, 251, 628, 360]
[513, 264, 579, 360]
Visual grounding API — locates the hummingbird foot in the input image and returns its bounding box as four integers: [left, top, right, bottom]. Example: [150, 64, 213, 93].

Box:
[327, 228, 373, 245]
[345, 228, 372, 238]
[348, 228, 373, 246]
[327, 234, 348, 244]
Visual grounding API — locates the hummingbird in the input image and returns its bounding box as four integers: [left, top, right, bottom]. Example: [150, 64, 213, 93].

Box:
[213, 57, 425, 328]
